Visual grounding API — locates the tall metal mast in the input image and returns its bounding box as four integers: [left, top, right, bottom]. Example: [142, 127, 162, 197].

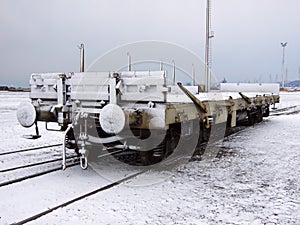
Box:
[280, 42, 287, 88]
[205, 0, 213, 92]
[127, 52, 132, 71]
[79, 44, 85, 72]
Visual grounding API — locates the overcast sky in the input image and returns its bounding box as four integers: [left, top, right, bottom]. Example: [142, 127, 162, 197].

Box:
[1, 0, 299, 87]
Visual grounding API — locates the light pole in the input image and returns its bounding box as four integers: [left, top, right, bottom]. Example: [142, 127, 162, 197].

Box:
[205, 0, 214, 92]
[172, 60, 176, 85]
[281, 42, 287, 88]
[127, 52, 131, 71]
[78, 44, 85, 72]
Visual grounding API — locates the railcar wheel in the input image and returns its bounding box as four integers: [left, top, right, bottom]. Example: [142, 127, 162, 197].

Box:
[247, 110, 255, 126]
[263, 107, 270, 117]
[95, 122, 193, 166]
[139, 123, 182, 166]
[138, 134, 166, 166]
[139, 150, 155, 166]
[256, 107, 263, 123]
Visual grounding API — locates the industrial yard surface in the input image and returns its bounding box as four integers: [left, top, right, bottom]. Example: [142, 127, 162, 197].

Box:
[0, 91, 299, 225]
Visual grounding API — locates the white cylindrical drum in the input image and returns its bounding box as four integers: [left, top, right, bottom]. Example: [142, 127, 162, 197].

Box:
[99, 104, 125, 134]
[17, 102, 37, 128]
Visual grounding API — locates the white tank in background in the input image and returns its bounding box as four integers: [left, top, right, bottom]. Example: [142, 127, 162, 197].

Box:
[220, 83, 280, 94]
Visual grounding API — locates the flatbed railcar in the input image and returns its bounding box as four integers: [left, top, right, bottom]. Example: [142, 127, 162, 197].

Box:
[17, 69, 279, 169]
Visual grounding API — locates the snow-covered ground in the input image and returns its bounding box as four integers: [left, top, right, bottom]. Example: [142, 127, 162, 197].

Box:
[0, 91, 299, 225]
[276, 92, 300, 109]
[0, 92, 63, 152]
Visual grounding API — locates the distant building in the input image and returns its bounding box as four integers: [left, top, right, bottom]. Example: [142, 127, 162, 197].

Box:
[221, 78, 227, 83]
[8, 86, 16, 91]
[0, 86, 9, 91]
[0, 85, 30, 92]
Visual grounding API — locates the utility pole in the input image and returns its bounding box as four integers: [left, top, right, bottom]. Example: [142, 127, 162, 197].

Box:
[172, 60, 176, 85]
[78, 44, 85, 72]
[281, 42, 287, 88]
[192, 64, 195, 86]
[205, 0, 214, 92]
[286, 68, 288, 85]
[127, 52, 131, 71]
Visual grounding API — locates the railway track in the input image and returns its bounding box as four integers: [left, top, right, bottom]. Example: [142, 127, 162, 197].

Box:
[12, 170, 146, 225]
[0, 147, 126, 188]
[0, 144, 76, 187]
[0, 156, 77, 173]
[0, 160, 79, 188]
[0, 144, 62, 156]
[270, 105, 300, 116]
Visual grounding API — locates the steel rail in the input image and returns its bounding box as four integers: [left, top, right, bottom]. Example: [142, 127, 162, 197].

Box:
[0, 144, 62, 156]
[12, 170, 146, 225]
[0, 156, 77, 173]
